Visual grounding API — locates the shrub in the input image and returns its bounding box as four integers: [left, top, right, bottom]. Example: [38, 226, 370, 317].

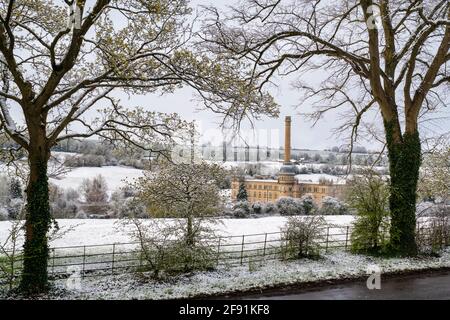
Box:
[276, 197, 300, 216]
[233, 208, 248, 218]
[65, 188, 80, 202]
[416, 205, 450, 255]
[110, 197, 146, 219]
[7, 198, 24, 220]
[65, 154, 106, 167]
[0, 175, 9, 207]
[319, 196, 349, 215]
[49, 184, 81, 219]
[281, 216, 327, 259]
[0, 207, 8, 221]
[252, 202, 263, 214]
[8, 178, 23, 199]
[74, 210, 87, 219]
[263, 202, 276, 214]
[232, 201, 250, 218]
[296, 195, 318, 215]
[119, 218, 217, 278]
[347, 171, 390, 254]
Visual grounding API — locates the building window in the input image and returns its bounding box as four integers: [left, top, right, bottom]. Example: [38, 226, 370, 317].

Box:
[322, 188, 326, 193]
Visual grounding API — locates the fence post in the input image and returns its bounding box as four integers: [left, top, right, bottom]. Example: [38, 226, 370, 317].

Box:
[325, 227, 330, 253]
[417, 221, 420, 239]
[52, 248, 55, 276]
[345, 226, 349, 251]
[240, 235, 245, 265]
[263, 233, 268, 258]
[82, 246, 86, 277]
[216, 237, 221, 267]
[111, 243, 116, 275]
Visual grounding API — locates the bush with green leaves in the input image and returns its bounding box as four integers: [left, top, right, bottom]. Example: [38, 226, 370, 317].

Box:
[0, 218, 23, 291]
[296, 195, 318, 215]
[280, 215, 327, 259]
[347, 171, 390, 254]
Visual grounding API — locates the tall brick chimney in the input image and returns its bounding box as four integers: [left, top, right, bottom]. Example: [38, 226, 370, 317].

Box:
[284, 116, 291, 164]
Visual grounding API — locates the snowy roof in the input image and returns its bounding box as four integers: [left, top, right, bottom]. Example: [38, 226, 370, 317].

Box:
[295, 174, 347, 185]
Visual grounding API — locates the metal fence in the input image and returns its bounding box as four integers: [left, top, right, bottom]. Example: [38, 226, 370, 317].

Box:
[1, 220, 449, 284]
[1, 225, 352, 281]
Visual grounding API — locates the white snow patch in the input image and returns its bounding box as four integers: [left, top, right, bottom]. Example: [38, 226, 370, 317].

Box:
[20, 248, 450, 300]
[48, 166, 144, 191]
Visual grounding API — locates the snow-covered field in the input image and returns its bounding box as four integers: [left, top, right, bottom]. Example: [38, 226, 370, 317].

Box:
[49, 166, 144, 191]
[6, 248, 450, 300]
[0, 216, 355, 249]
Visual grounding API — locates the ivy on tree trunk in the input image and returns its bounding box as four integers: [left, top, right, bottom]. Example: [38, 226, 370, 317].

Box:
[385, 121, 421, 257]
[20, 155, 51, 294]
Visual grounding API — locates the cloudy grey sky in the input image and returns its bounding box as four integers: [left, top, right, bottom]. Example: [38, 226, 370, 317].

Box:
[127, 0, 383, 151]
[5, 0, 449, 152]
[138, 0, 449, 151]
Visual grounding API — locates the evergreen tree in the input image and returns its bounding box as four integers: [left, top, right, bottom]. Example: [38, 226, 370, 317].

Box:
[236, 182, 248, 201]
[9, 178, 23, 199]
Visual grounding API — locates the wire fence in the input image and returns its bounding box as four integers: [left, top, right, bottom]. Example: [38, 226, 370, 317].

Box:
[1, 219, 449, 285]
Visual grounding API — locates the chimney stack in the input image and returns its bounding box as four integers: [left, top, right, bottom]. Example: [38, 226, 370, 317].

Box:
[284, 116, 291, 164]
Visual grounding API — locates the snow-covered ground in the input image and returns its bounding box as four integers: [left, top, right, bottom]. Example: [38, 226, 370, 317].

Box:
[6, 248, 450, 300]
[0, 216, 354, 249]
[49, 166, 144, 191]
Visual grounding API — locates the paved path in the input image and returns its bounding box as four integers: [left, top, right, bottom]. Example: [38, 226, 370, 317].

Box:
[237, 270, 450, 300]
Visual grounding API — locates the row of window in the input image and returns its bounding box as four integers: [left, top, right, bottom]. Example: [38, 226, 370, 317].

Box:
[247, 194, 328, 201]
[247, 184, 278, 191]
[244, 184, 327, 194]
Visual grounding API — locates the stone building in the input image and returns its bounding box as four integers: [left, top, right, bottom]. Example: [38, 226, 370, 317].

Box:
[231, 116, 346, 205]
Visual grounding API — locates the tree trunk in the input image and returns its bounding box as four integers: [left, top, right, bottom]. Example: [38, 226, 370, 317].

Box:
[385, 122, 421, 256]
[20, 139, 51, 294]
[186, 216, 194, 247]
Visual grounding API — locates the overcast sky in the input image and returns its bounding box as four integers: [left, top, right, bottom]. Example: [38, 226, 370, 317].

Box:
[127, 0, 383, 151]
[6, 0, 449, 152]
[139, 0, 449, 151]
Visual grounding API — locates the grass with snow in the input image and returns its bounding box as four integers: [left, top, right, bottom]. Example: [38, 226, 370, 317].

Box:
[4, 248, 449, 300]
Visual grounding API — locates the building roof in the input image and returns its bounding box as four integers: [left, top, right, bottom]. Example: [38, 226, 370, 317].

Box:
[295, 174, 347, 185]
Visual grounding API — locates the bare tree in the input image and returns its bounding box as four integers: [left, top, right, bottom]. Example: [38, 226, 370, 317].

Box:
[201, 0, 450, 256]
